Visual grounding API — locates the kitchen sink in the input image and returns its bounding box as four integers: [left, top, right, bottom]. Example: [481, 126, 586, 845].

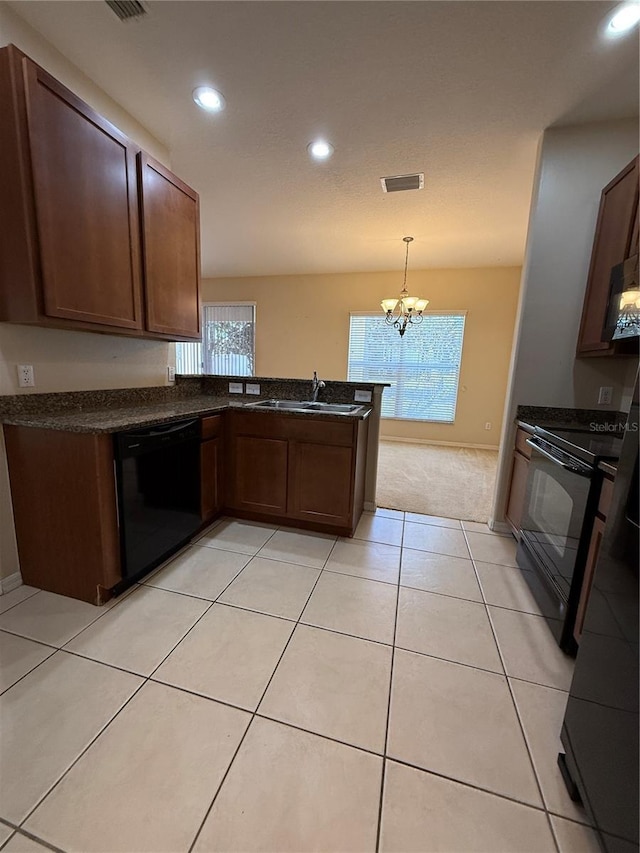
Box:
[305, 402, 362, 413]
[245, 399, 363, 415]
[248, 400, 311, 410]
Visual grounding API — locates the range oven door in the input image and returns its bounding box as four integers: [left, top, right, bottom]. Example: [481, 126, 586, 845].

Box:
[517, 437, 594, 652]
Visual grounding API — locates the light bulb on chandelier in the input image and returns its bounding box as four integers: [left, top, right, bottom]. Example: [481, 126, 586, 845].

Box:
[381, 237, 429, 336]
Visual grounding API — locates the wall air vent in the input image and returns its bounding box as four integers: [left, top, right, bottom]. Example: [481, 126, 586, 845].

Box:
[380, 173, 425, 193]
[105, 0, 147, 21]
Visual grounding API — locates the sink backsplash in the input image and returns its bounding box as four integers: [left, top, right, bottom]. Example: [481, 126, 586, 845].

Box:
[195, 375, 386, 405]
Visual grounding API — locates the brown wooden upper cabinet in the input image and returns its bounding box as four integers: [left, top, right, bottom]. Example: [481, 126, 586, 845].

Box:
[138, 154, 201, 339]
[576, 156, 639, 357]
[0, 45, 200, 341]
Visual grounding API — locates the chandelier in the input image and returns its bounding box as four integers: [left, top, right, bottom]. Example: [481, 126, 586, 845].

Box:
[381, 236, 429, 336]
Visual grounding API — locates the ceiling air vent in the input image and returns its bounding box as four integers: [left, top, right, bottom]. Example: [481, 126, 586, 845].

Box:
[380, 173, 425, 193]
[105, 0, 147, 21]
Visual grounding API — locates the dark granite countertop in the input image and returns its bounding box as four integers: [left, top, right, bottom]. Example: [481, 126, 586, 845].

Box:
[515, 405, 627, 431]
[0, 395, 371, 433]
[0, 375, 381, 433]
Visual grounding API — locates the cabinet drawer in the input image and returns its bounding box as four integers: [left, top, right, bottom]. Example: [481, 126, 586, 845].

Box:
[285, 418, 354, 447]
[515, 427, 533, 459]
[228, 411, 288, 440]
[201, 414, 222, 440]
[228, 411, 356, 446]
[598, 476, 615, 519]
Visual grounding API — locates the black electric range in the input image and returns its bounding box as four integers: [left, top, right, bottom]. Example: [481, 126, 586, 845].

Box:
[534, 426, 624, 466]
[516, 425, 622, 654]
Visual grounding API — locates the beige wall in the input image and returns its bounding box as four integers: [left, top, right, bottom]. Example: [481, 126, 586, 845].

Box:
[0, 3, 169, 163]
[492, 118, 639, 525]
[0, 6, 173, 580]
[202, 266, 521, 447]
[0, 2, 174, 399]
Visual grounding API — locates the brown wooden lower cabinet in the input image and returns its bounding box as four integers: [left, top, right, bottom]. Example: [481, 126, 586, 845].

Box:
[232, 436, 289, 516]
[3, 425, 120, 605]
[288, 441, 354, 527]
[3, 409, 370, 605]
[201, 436, 223, 522]
[505, 427, 532, 535]
[200, 414, 224, 522]
[225, 410, 369, 535]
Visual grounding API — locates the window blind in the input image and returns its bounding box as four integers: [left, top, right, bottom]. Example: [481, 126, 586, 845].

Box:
[347, 313, 466, 422]
[175, 303, 255, 376]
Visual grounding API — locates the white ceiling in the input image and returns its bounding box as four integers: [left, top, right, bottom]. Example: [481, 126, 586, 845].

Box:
[7, 0, 640, 277]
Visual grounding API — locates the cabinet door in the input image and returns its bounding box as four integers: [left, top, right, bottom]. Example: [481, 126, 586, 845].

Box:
[138, 153, 201, 339]
[505, 450, 529, 534]
[577, 157, 639, 355]
[23, 59, 143, 329]
[288, 441, 354, 528]
[4, 426, 121, 604]
[231, 436, 288, 515]
[201, 437, 223, 521]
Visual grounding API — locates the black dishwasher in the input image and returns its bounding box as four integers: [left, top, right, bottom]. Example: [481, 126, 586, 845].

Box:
[114, 419, 201, 586]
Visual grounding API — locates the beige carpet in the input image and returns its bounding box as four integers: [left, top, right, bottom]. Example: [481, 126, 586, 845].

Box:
[376, 441, 498, 523]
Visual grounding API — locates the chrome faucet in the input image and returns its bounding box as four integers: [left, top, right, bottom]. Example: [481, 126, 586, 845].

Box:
[311, 370, 326, 402]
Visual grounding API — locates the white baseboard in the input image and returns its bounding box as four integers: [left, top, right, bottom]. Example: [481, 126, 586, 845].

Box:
[488, 520, 511, 534]
[0, 572, 24, 594]
[380, 436, 499, 451]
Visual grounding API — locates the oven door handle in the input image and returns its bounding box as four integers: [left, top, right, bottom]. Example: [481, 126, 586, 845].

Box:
[525, 438, 592, 476]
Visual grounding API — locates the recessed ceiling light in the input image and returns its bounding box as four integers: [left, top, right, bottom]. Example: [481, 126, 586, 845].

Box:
[193, 86, 225, 113]
[606, 2, 640, 35]
[308, 140, 334, 161]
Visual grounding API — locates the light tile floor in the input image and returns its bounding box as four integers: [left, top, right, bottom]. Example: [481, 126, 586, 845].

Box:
[0, 512, 600, 852]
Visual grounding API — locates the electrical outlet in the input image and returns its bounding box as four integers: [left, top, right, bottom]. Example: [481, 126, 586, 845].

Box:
[598, 386, 613, 405]
[245, 383, 261, 395]
[167, 366, 176, 382]
[229, 382, 244, 394]
[484, 422, 492, 430]
[17, 364, 35, 388]
[354, 389, 372, 403]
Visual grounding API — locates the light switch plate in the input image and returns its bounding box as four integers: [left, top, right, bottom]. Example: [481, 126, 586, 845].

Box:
[229, 382, 244, 394]
[354, 389, 372, 403]
[245, 383, 261, 395]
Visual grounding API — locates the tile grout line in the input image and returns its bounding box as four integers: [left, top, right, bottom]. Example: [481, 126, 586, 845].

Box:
[0, 588, 42, 618]
[14, 593, 226, 843]
[15, 676, 149, 840]
[185, 533, 340, 853]
[11, 531, 272, 847]
[0, 642, 57, 698]
[2, 523, 319, 851]
[0, 821, 65, 853]
[374, 517, 404, 853]
[461, 526, 562, 853]
[3, 519, 584, 849]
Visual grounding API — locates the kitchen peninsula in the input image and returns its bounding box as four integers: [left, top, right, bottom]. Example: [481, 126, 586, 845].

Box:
[0, 376, 387, 605]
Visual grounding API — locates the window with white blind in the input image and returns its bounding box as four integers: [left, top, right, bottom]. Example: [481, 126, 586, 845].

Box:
[347, 312, 466, 422]
[175, 303, 255, 376]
